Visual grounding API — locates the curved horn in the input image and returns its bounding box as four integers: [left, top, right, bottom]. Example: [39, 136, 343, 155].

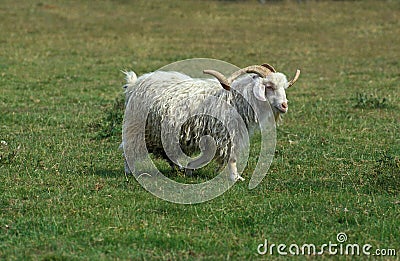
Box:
[261, 63, 276, 73]
[228, 65, 273, 82]
[203, 69, 231, 91]
[287, 69, 301, 88]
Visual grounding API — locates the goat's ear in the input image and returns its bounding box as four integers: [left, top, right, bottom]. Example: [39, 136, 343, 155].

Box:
[253, 83, 266, 101]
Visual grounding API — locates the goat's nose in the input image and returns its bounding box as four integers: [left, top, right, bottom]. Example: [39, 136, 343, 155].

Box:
[281, 102, 288, 109]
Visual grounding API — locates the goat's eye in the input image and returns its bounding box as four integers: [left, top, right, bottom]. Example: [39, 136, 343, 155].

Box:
[266, 84, 274, 90]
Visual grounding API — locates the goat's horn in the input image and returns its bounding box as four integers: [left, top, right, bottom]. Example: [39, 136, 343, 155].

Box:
[228, 65, 273, 82]
[261, 63, 276, 73]
[203, 69, 231, 91]
[288, 69, 301, 88]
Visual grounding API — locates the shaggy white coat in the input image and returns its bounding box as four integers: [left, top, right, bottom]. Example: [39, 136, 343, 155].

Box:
[122, 70, 290, 181]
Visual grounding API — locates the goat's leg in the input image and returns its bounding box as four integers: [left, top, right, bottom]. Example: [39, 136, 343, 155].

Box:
[185, 155, 212, 177]
[120, 143, 132, 175]
[124, 156, 132, 175]
[228, 158, 244, 181]
[185, 136, 216, 177]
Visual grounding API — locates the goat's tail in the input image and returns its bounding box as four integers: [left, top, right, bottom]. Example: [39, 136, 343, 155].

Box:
[121, 70, 138, 91]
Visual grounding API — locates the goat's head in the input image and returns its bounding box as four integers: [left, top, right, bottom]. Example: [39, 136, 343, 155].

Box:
[204, 64, 300, 121]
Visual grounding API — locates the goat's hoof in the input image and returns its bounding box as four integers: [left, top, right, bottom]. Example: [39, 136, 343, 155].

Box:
[230, 174, 245, 182]
[185, 169, 194, 177]
[236, 175, 245, 181]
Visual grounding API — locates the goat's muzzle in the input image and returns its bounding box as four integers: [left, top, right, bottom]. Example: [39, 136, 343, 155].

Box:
[276, 102, 288, 113]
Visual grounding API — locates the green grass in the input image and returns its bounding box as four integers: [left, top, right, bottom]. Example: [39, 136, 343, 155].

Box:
[1, 0, 399, 259]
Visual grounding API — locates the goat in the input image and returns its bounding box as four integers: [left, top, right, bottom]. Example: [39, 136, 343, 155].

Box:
[121, 64, 300, 181]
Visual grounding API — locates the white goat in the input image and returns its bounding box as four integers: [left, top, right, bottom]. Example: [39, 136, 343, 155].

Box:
[121, 64, 300, 181]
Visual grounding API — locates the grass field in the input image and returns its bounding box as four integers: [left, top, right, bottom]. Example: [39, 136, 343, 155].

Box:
[1, 0, 399, 259]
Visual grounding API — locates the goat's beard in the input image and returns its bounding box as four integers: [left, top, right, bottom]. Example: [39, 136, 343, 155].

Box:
[273, 111, 282, 125]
